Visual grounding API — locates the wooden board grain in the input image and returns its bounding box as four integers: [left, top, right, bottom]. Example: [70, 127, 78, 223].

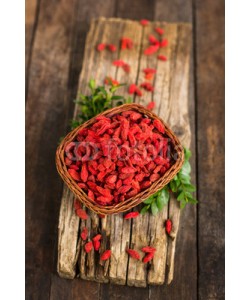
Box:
[25, 0, 78, 298]
[195, 0, 225, 298]
[57, 17, 192, 287]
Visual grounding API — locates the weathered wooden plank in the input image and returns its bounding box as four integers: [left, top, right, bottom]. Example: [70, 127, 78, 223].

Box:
[149, 0, 197, 298]
[195, 0, 225, 298]
[57, 186, 80, 279]
[25, 0, 38, 80]
[164, 23, 192, 284]
[25, 0, 78, 298]
[57, 18, 192, 288]
[109, 19, 143, 286]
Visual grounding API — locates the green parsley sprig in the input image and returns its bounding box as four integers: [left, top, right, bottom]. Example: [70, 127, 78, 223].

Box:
[71, 79, 131, 128]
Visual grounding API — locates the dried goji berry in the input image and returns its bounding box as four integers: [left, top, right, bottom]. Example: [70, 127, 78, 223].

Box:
[121, 167, 136, 173]
[92, 234, 102, 242]
[128, 84, 137, 94]
[96, 196, 113, 204]
[140, 19, 149, 26]
[65, 157, 72, 166]
[106, 174, 117, 184]
[108, 44, 117, 52]
[97, 43, 106, 51]
[153, 119, 165, 133]
[160, 39, 168, 48]
[157, 54, 167, 61]
[122, 63, 131, 73]
[80, 162, 88, 182]
[80, 227, 88, 240]
[140, 82, 154, 92]
[120, 37, 133, 50]
[118, 185, 131, 194]
[146, 101, 155, 110]
[113, 60, 125, 67]
[74, 199, 82, 211]
[140, 181, 151, 189]
[166, 219, 172, 235]
[155, 27, 164, 35]
[85, 241, 93, 253]
[141, 246, 156, 253]
[88, 190, 95, 201]
[150, 173, 160, 182]
[100, 250, 111, 261]
[143, 252, 154, 263]
[78, 182, 87, 189]
[68, 169, 81, 181]
[144, 44, 159, 55]
[126, 249, 140, 260]
[143, 68, 156, 74]
[93, 240, 101, 251]
[76, 209, 88, 220]
[145, 73, 154, 80]
[148, 34, 159, 45]
[124, 211, 139, 219]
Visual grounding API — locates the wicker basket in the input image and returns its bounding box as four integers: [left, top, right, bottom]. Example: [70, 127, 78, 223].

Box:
[56, 103, 184, 215]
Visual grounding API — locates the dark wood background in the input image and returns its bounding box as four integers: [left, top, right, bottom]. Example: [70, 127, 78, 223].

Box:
[25, 0, 225, 299]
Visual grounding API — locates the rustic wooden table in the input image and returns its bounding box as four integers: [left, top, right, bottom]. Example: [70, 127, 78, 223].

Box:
[25, 0, 225, 299]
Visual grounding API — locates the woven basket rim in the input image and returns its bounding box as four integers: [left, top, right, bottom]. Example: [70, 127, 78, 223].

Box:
[56, 103, 184, 215]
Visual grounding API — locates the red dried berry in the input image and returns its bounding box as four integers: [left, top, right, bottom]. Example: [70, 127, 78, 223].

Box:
[166, 219, 172, 235]
[143, 252, 154, 263]
[78, 182, 87, 189]
[93, 240, 101, 251]
[106, 174, 117, 184]
[145, 73, 154, 80]
[124, 211, 139, 219]
[148, 34, 159, 45]
[113, 60, 125, 67]
[65, 157, 72, 166]
[88, 189, 95, 201]
[140, 19, 149, 26]
[100, 250, 111, 261]
[97, 43, 106, 51]
[80, 227, 88, 241]
[74, 199, 82, 210]
[160, 39, 168, 48]
[140, 82, 154, 92]
[146, 101, 155, 110]
[141, 246, 156, 253]
[155, 27, 164, 35]
[144, 44, 159, 55]
[135, 87, 143, 96]
[76, 209, 88, 220]
[96, 186, 112, 197]
[143, 68, 157, 75]
[150, 173, 160, 182]
[120, 37, 133, 50]
[92, 234, 102, 242]
[128, 84, 137, 94]
[122, 63, 130, 73]
[157, 54, 167, 61]
[80, 163, 88, 182]
[85, 241, 93, 253]
[108, 44, 117, 52]
[68, 169, 81, 181]
[126, 249, 140, 260]
[121, 167, 136, 173]
[153, 119, 165, 133]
